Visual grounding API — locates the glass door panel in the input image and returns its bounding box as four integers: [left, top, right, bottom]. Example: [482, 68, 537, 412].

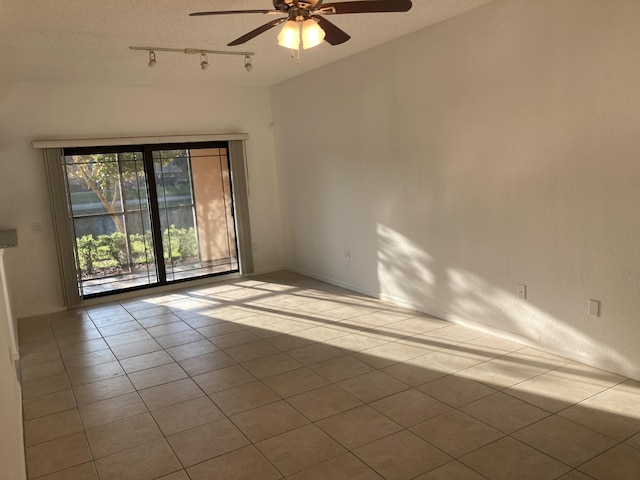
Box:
[152, 147, 238, 282]
[64, 151, 158, 296]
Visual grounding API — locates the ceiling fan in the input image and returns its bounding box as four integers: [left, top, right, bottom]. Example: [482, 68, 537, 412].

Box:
[190, 0, 413, 50]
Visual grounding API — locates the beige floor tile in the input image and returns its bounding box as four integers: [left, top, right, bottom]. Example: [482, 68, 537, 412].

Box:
[79, 392, 148, 429]
[241, 352, 303, 378]
[210, 329, 262, 349]
[85, 412, 163, 458]
[337, 370, 410, 403]
[151, 396, 225, 436]
[418, 374, 497, 407]
[558, 381, 640, 440]
[371, 388, 451, 427]
[461, 437, 571, 480]
[224, 339, 282, 362]
[55, 329, 103, 348]
[139, 377, 204, 410]
[411, 410, 504, 457]
[21, 358, 66, 382]
[67, 361, 126, 387]
[423, 324, 485, 342]
[110, 338, 162, 360]
[178, 350, 237, 376]
[25, 408, 84, 446]
[104, 329, 153, 348]
[165, 339, 218, 361]
[316, 405, 403, 450]
[461, 392, 550, 433]
[513, 415, 617, 467]
[59, 338, 110, 359]
[382, 358, 449, 387]
[210, 380, 280, 416]
[26, 432, 93, 479]
[119, 350, 174, 373]
[416, 349, 492, 375]
[128, 305, 172, 319]
[156, 330, 206, 349]
[167, 418, 250, 467]
[265, 332, 315, 351]
[146, 321, 192, 338]
[97, 320, 143, 338]
[136, 312, 183, 329]
[457, 355, 549, 389]
[626, 432, 640, 449]
[230, 400, 309, 442]
[156, 471, 190, 480]
[256, 424, 346, 476]
[22, 373, 71, 400]
[197, 321, 247, 338]
[556, 471, 597, 480]
[309, 355, 374, 383]
[353, 342, 432, 369]
[20, 347, 62, 370]
[193, 364, 256, 394]
[23, 389, 77, 420]
[187, 446, 281, 480]
[19, 338, 59, 355]
[288, 343, 346, 366]
[127, 362, 187, 390]
[73, 375, 135, 406]
[414, 461, 487, 480]
[35, 462, 98, 480]
[354, 430, 452, 480]
[262, 367, 330, 397]
[287, 384, 363, 421]
[94, 438, 181, 480]
[288, 452, 383, 480]
[62, 350, 118, 370]
[385, 316, 450, 334]
[323, 332, 389, 352]
[579, 444, 640, 480]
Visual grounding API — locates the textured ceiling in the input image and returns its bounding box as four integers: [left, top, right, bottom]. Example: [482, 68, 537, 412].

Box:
[0, 0, 495, 87]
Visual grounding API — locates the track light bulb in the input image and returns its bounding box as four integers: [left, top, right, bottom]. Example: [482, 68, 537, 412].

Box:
[148, 51, 157, 68]
[200, 53, 209, 70]
[244, 55, 253, 72]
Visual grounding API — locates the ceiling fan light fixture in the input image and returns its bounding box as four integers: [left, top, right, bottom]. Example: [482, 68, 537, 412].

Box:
[277, 20, 300, 49]
[301, 18, 325, 49]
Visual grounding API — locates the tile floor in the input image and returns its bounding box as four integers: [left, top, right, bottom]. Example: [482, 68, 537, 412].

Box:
[18, 271, 640, 480]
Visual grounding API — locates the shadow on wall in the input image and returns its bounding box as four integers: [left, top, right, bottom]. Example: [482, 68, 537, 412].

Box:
[375, 224, 633, 378]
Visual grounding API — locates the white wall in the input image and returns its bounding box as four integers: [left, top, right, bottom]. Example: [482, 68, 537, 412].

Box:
[0, 82, 284, 317]
[271, 0, 640, 378]
[0, 248, 26, 480]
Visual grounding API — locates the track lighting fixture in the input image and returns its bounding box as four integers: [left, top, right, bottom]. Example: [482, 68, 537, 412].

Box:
[200, 53, 209, 70]
[130, 46, 255, 72]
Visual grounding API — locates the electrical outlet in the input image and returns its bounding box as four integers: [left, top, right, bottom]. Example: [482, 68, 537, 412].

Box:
[589, 299, 600, 317]
[345, 250, 351, 261]
[518, 284, 527, 300]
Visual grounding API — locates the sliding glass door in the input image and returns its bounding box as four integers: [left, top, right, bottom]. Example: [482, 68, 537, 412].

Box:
[63, 142, 239, 298]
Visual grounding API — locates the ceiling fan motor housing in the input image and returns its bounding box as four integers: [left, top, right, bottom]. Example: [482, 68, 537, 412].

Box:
[273, 0, 323, 11]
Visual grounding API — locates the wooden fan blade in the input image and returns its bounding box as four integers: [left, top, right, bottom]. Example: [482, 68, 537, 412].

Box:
[312, 16, 351, 45]
[320, 0, 412, 14]
[228, 17, 287, 46]
[190, 10, 279, 17]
